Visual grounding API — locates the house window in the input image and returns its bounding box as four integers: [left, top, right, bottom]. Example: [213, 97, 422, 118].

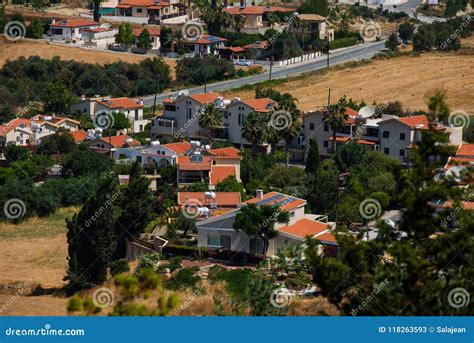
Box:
[383, 131, 390, 138]
[249, 238, 264, 254]
[399, 149, 405, 157]
[323, 124, 329, 132]
[164, 104, 176, 112]
[220, 235, 231, 250]
[323, 141, 328, 148]
[186, 108, 192, 119]
[136, 156, 142, 163]
[223, 111, 228, 119]
[135, 110, 139, 120]
[309, 123, 315, 130]
[139, 125, 143, 131]
[384, 147, 390, 155]
[289, 212, 295, 219]
[207, 233, 220, 247]
[238, 113, 244, 125]
[136, 8, 143, 13]
[164, 7, 169, 14]
[400, 132, 405, 140]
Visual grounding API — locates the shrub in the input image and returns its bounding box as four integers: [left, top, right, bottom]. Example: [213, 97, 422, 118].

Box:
[109, 259, 130, 276]
[135, 253, 161, 275]
[164, 267, 200, 290]
[330, 37, 359, 50]
[157, 256, 182, 272]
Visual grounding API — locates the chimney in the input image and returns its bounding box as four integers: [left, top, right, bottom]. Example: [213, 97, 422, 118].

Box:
[256, 189, 264, 200]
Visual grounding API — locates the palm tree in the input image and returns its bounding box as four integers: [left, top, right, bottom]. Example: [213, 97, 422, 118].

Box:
[198, 103, 222, 144]
[222, 12, 233, 39]
[242, 111, 269, 160]
[323, 101, 348, 154]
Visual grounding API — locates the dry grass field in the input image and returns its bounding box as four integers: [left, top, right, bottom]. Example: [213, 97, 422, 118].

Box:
[226, 51, 474, 114]
[0, 36, 177, 78]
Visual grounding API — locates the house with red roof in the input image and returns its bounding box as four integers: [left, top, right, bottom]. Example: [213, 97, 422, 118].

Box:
[224, 4, 295, 34]
[71, 96, 148, 133]
[178, 191, 241, 215]
[132, 26, 161, 50]
[49, 18, 100, 41]
[182, 34, 227, 56]
[115, 0, 187, 24]
[196, 190, 337, 256]
[88, 135, 139, 153]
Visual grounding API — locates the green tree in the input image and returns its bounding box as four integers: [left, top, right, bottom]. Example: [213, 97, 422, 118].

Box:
[62, 144, 114, 177]
[38, 132, 76, 155]
[398, 23, 414, 42]
[305, 160, 339, 218]
[298, 0, 328, 16]
[64, 177, 119, 291]
[5, 145, 30, 162]
[233, 204, 290, 255]
[232, 14, 245, 38]
[413, 25, 436, 52]
[385, 33, 399, 52]
[116, 23, 134, 49]
[198, 103, 222, 144]
[334, 140, 366, 172]
[28, 18, 44, 39]
[323, 100, 348, 154]
[112, 112, 131, 131]
[305, 139, 320, 173]
[41, 79, 76, 114]
[241, 111, 269, 160]
[93, 0, 102, 22]
[137, 28, 153, 53]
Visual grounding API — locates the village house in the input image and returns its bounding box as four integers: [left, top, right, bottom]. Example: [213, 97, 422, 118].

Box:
[48, 18, 100, 41]
[81, 27, 118, 48]
[223, 4, 295, 34]
[292, 13, 334, 41]
[182, 34, 227, 56]
[178, 191, 242, 217]
[133, 26, 161, 50]
[71, 96, 148, 133]
[115, 0, 187, 24]
[88, 135, 140, 154]
[196, 191, 337, 256]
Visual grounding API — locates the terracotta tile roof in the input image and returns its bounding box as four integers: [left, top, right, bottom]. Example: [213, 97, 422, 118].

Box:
[33, 115, 80, 125]
[117, 0, 154, 6]
[218, 46, 246, 52]
[116, 4, 132, 8]
[345, 107, 359, 116]
[224, 5, 294, 15]
[445, 156, 474, 167]
[210, 165, 236, 185]
[177, 192, 241, 207]
[314, 231, 337, 244]
[97, 97, 143, 109]
[357, 139, 377, 145]
[50, 19, 99, 28]
[69, 130, 88, 143]
[245, 191, 306, 212]
[398, 115, 429, 129]
[189, 93, 220, 104]
[278, 218, 329, 239]
[298, 13, 327, 21]
[188, 35, 227, 45]
[99, 135, 139, 148]
[443, 200, 474, 211]
[163, 141, 192, 155]
[208, 147, 241, 158]
[0, 118, 32, 136]
[242, 40, 268, 49]
[242, 98, 274, 112]
[177, 155, 212, 170]
[456, 143, 474, 157]
[328, 136, 351, 142]
[133, 26, 160, 37]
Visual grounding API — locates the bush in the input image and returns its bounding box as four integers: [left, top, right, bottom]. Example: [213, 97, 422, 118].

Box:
[157, 256, 182, 272]
[135, 253, 161, 275]
[164, 267, 200, 290]
[176, 56, 236, 85]
[209, 268, 253, 300]
[330, 37, 359, 50]
[109, 259, 130, 276]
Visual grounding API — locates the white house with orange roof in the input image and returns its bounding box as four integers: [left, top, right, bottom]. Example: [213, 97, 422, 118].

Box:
[71, 96, 148, 133]
[224, 5, 295, 34]
[196, 191, 337, 256]
[182, 34, 227, 56]
[88, 135, 140, 154]
[178, 191, 241, 216]
[48, 19, 100, 41]
[443, 143, 474, 183]
[132, 26, 161, 50]
[115, 0, 187, 24]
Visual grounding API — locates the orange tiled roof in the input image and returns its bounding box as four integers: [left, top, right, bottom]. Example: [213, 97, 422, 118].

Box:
[69, 130, 88, 143]
[117, 0, 154, 6]
[398, 115, 429, 129]
[443, 200, 474, 211]
[190, 35, 227, 45]
[456, 143, 474, 157]
[315, 231, 337, 244]
[278, 218, 329, 239]
[0, 118, 32, 136]
[328, 136, 351, 142]
[242, 40, 268, 49]
[245, 191, 306, 212]
[210, 165, 236, 185]
[97, 97, 143, 109]
[189, 93, 220, 104]
[50, 19, 99, 28]
[133, 26, 160, 37]
[224, 5, 293, 15]
[345, 107, 359, 116]
[163, 141, 192, 155]
[208, 147, 241, 158]
[177, 155, 212, 170]
[100, 135, 139, 148]
[357, 139, 377, 145]
[177, 192, 241, 207]
[242, 98, 274, 112]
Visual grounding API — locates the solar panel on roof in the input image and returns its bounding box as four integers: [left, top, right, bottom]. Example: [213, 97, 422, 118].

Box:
[274, 197, 297, 208]
[191, 155, 204, 163]
[255, 193, 284, 206]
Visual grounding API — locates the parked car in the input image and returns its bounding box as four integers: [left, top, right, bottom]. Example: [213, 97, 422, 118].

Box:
[235, 59, 251, 66]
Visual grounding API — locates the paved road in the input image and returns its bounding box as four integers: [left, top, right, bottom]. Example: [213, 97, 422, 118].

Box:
[142, 41, 386, 106]
[384, 0, 446, 23]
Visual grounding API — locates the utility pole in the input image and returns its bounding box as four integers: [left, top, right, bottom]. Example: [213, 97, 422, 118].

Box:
[327, 87, 331, 106]
[269, 43, 274, 81]
[326, 34, 330, 69]
[152, 71, 159, 116]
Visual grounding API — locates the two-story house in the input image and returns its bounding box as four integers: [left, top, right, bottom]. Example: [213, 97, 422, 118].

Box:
[115, 0, 187, 24]
[196, 191, 337, 256]
[49, 18, 100, 41]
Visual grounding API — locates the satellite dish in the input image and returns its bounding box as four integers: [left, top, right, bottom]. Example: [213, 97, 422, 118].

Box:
[358, 106, 376, 118]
